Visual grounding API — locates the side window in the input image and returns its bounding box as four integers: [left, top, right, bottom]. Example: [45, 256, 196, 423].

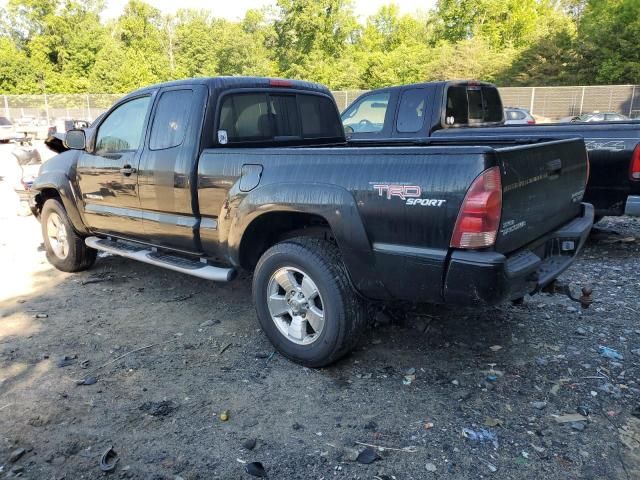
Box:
[396, 88, 426, 133]
[341, 93, 390, 134]
[506, 110, 525, 120]
[96, 96, 151, 154]
[149, 89, 193, 150]
[219, 93, 270, 141]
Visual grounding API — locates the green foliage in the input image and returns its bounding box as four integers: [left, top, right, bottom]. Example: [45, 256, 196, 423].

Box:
[577, 0, 640, 84]
[0, 0, 636, 94]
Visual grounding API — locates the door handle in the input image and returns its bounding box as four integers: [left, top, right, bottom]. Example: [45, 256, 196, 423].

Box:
[120, 165, 136, 176]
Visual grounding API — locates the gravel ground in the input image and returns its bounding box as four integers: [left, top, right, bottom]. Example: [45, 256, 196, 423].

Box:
[1, 150, 640, 479]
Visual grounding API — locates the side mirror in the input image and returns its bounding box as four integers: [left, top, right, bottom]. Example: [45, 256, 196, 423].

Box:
[64, 129, 86, 150]
[344, 125, 354, 134]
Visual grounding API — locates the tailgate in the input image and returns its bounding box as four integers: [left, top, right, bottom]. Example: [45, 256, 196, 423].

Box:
[495, 138, 588, 253]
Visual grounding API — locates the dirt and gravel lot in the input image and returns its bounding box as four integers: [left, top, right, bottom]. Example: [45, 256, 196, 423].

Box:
[2, 145, 640, 479]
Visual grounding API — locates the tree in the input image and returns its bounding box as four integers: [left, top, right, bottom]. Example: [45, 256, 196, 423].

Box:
[273, 0, 358, 76]
[577, 0, 640, 84]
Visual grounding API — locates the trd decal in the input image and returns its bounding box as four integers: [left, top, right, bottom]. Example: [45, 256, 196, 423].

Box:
[584, 140, 625, 152]
[372, 184, 446, 207]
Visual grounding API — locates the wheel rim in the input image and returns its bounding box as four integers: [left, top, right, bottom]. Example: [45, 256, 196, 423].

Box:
[267, 266, 325, 345]
[46, 212, 69, 260]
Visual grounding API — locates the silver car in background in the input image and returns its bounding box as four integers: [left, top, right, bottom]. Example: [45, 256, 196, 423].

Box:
[504, 107, 536, 125]
[0, 116, 15, 142]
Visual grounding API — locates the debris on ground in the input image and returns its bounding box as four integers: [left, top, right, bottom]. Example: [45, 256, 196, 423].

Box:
[599, 346, 623, 360]
[356, 447, 380, 464]
[139, 400, 177, 417]
[531, 401, 547, 410]
[462, 428, 498, 448]
[57, 355, 76, 368]
[219, 410, 230, 421]
[402, 367, 416, 385]
[99, 446, 119, 472]
[242, 438, 257, 450]
[76, 376, 97, 386]
[425, 462, 437, 472]
[552, 413, 588, 424]
[484, 417, 502, 427]
[8, 448, 25, 463]
[81, 275, 113, 285]
[164, 293, 194, 303]
[245, 461, 267, 478]
[199, 319, 220, 327]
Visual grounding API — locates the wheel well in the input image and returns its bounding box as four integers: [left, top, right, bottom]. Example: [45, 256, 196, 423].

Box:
[239, 212, 334, 270]
[33, 188, 62, 214]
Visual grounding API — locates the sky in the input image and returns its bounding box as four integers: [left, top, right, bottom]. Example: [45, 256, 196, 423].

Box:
[0, 0, 437, 21]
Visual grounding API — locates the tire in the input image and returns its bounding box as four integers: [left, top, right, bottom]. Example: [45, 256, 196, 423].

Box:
[252, 237, 368, 367]
[41, 199, 96, 272]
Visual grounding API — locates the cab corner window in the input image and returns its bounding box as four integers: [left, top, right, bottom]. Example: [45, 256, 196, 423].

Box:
[341, 93, 389, 134]
[95, 96, 151, 154]
[150, 89, 194, 150]
[445, 85, 502, 126]
[396, 89, 426, 133]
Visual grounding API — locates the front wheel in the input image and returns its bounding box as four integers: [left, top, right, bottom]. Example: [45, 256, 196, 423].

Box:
[252, 237, 368, 367]
[41, 199, 96, 272]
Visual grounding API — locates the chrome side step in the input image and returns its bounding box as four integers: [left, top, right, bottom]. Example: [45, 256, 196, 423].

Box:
[85, 236, 236, 282]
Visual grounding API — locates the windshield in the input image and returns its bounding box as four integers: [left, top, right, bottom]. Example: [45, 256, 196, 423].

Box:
[0, 117, 12, 126]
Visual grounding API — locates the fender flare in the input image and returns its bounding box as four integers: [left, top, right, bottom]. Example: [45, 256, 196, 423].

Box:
[226, 182, 390, 299]
[32, 171, 90, 235]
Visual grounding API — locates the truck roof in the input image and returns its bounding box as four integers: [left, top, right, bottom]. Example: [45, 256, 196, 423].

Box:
[356, 80, 497, 94]
[124, 76, 333, 100]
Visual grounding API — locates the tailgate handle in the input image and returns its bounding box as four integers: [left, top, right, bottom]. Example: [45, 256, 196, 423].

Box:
[546, 158, 562, 175]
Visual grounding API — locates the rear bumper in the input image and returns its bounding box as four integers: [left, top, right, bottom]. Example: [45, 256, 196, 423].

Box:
[443, 203, 594, 305]
[625, 195, 640, 216]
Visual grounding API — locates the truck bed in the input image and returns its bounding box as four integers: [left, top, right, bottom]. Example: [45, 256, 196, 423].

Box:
[197, 138, 589, 302]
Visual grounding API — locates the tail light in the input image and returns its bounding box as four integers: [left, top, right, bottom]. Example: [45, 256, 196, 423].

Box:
[630, 144, 640, 180]
[527, 119, 536, 124]
[451, 166, 502, 249]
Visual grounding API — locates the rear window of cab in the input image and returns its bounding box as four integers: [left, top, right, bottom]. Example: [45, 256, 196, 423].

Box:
[444, 85, 503, 126]
[217, 92, 343, 145]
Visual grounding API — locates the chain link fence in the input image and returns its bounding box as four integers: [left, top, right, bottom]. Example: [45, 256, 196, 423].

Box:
[2, 86, 639, 136]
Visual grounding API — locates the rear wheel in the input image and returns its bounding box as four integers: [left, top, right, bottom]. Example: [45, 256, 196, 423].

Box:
[41, 199, 96, 272]
[252, 237, 368, 367]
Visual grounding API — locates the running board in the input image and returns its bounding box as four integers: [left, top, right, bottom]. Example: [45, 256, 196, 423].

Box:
[85, 236, 236, 282]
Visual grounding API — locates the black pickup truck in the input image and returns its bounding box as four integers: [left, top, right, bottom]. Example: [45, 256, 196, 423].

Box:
[30, 77, 592, 366]
[342, 81, 640, 219]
